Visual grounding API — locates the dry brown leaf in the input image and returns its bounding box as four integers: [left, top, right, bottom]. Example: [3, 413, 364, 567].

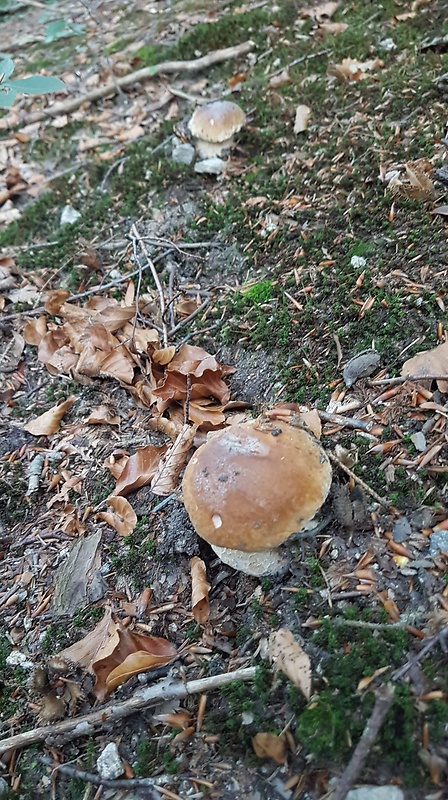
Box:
[98, 496, 137, 537]
[45, 289, 70, 314]
[93, 626, 176, 700]
[23, 316, 47, 346]
[151, 424, 197, 496]
[59, 607, 177, 700]
[252, 732, 287, 763]
[269, 69, 291, 88]
[175, 299, 201, 317]
[115, 444, 167, 496]
[153, 346, 176, 365]
[104, 452, 129, 481]
[103, 647, 174, 696]
[294, 104, 311, 134]
[99, 348, 135, 384]
[328, 57, 384, 82]
[402, 340, 448, 392]
[389, 159, 435, 201]
[86, 404, 120, 425]
[154, 710, 192, 729]
[300, 1, 339, 21]
[190, 557, 211, 624]
[317, 21, 348, 34]
[357, 665, 390, 692]
[23, 396, 76, 436]
[268, 628, 312, 700]
[60, 606, 118, 671]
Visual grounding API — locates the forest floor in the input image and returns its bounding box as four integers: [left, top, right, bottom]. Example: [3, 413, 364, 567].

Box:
[0, 0, 448, 798]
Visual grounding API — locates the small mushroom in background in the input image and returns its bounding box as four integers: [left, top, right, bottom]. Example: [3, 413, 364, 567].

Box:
[187, 100, 246, 159]
[182, 417, 332, 576]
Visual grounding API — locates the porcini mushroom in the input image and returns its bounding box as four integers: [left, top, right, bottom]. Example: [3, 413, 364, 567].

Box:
[188, 100, 246, 159]
[182, 417, 332, 575]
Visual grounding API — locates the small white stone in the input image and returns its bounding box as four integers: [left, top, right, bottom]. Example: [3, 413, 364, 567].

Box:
[171, 137, 195, 165]
[379, 38, 396, 51]
[60, 205, 82, 226]
[350, 255, 367, 270]
[6, 651, 34, 670]
[97, 742, 124, 781]
[410, 431, 426, 452]
[241, 711, 254, 725]
[194, 157, 226, 175]
[346, 787, 404, 800]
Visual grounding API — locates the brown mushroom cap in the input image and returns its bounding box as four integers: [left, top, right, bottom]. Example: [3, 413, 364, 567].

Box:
[188, 101, 246, 144]
[182, 419, 332, 552]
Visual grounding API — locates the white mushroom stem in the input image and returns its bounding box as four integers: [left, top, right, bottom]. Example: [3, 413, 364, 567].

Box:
[194, 136, 235, 159]
[211, 544, 287, 576]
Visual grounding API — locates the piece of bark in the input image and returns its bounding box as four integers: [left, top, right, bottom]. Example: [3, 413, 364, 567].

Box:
[52, 532, 105, 615]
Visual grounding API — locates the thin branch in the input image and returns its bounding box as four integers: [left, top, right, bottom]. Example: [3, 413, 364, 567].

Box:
[332, 618, 411, 631]
[39, 756, 161, 797]
[332, 683, 395, 800]
[0, 41, 254, 131]
[130, 223, 169, 347]
[267, 49, 327, 78]
[370, 375, 448, 386]
[0, 667, 256, 755]
[327, 451, 389, 507]
[318, 410, 376, 433]
[392, 625, 448, 681]
[169, 298, 210, 337]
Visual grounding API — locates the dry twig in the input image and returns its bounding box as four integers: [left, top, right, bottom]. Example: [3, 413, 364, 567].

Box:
[0, 42, 254, 130]
[327, 451, 389, 507]
[392, 625, 448, 681]
[332, 683, 395, 800]
[130, 223, 169, 346]
[370, 375, 448, 386]
[0, 667, 256, 755]
[318, 410, 375, 433]
[39, 756, 161, 797]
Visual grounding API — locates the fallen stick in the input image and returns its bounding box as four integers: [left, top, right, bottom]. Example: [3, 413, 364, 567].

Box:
[331, 683, 395, 800]
[318, 410, 375, 433]
[370, 375, 448, 386]
[0, 41, 254, 131]
[0, 666, 256, 755]
[39, 755, 162, 797]
[327, 451, 389, 507]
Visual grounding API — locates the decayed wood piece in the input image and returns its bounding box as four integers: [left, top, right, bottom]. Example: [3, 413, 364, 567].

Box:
[0, 667, 256, 754]
[0, 41, 254, 130]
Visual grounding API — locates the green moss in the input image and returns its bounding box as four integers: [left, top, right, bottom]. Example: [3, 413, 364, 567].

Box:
[244, 280, 274, 304]
[72, 606, 104, 629]
[291, 620, 430, 783]
[134, 738, 158, 776]
[41, 622, 72, 654]
[109, 518, 157, 588]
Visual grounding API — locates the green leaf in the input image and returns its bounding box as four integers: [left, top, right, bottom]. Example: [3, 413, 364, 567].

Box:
[0, 57, 15, 81]
[44, 19, 83, 43]
[0, 87, 17, 107]
[6, 75, 65, 94]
